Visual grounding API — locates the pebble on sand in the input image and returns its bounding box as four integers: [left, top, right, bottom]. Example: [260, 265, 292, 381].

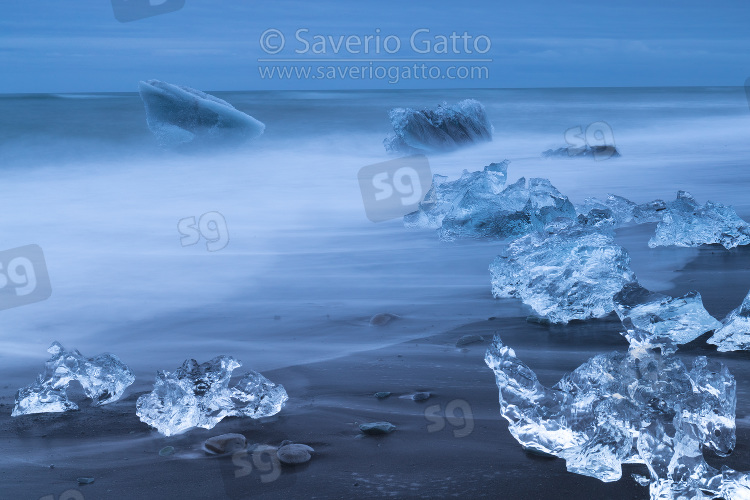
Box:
[374, 392, 391, 399]
[77, 477, 95, 485]
[412, 392, 431, 401]
[369, 313, 399, 326]
[277, 443, 314, 465]
[203, 433, 248, 455]
[455, 335, 484, 347]
[359, 422, 396, 435]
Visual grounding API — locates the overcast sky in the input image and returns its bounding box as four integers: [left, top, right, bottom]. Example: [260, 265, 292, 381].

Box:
[1, 0, 749, 93]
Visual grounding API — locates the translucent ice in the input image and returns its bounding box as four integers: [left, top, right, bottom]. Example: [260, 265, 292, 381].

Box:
[136, 356, 288, 436]
[649, 191, 750, 249]
[485, 335, 738, 495]
[383, 99, 493, 153]
[138, 80, 265, 147]
[490, 223, 636, 323]
[613, 283, 721, 346]
[708, 289, 750, 351]
[404, 161, 509, 230]
[576, 195, 668, 229]
[12, 342, 135, 416]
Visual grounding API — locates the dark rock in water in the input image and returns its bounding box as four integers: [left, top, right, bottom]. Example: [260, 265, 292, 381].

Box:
[159, 446, 175, 457]
[77, 477, 95, 485]
[455, 335, 484, 347]
[384, 99, 493, 154]
[526, 316, 552, 326]
[374, 392, 391, 399]
[203, 433, 247, 455]
[277, 443, 314, 465]
[412, 392, 431, 401]
[360, 422, 396, 435]
[369, 313, 399, 326]
[542, 145, 620, 159]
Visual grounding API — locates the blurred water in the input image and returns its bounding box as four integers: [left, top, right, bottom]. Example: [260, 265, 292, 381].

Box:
[0, 87, 748, 380]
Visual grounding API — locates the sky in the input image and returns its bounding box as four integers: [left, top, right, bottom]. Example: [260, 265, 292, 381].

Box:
[1, 0, 749, 93]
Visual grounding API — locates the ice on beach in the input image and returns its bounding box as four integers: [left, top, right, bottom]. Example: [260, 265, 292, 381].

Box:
[136, 356, 288, 436]
[404, 161, 509, 230]
[485, 335, 740, 496]
[708, 290, 750, 352]
[383, 99, 493, 153]
[12, 342, 135, 416]
[489, 223, 636, 323]
[649, 191, 750, 249]
[576, 195, 667, 229]
[542, 144, 620, 159]
[613, 282, 721, 346]
[138, 80, 265, 147]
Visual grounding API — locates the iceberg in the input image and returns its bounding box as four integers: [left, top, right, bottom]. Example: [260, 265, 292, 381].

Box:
[12, 342, 135, 416]
[383, 99, 493, 154]
[404, 161, 509, 230]
[489, 223, 636, 323]
[138, 80, 265, 147]
[613, 282, 721, 346]
[708, 290, 750, 351]
[485, 335, 741, 496]
[136, 356, 288, 436]
[649, 191, 750, 249]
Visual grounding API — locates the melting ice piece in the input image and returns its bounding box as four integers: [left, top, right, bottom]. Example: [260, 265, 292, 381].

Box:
[12, 342, 135, 416]
[649, 191, 750, 249]
[439, 177, 576, 241]
[613, 282, 721, 346]
[490, 223, 636, 323]
[542, 144, 620, 159]
[383, 99, 493, 154]
[138, 80, 265, 147]
[485, 335, 737, 492]
[576, 195, 668, 229]
[708, 289, 750, 351]
[404, 161, 509, 230]
[136, 356, 288, 436]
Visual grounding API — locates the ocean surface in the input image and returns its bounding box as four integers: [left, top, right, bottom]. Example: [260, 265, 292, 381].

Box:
[0, 86, 749, 382]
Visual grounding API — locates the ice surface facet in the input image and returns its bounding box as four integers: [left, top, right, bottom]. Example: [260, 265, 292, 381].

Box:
[404, 161, 509, 230]
[12, 342, 135, 416]
[613, 283, 721, 346]
[485, 335, 738, 495]
[489, 223, 636, 323]
[138, 80, 265, 147]
[708, 289, 750, 352]
[136, 356, 288, 436]
[383, 99, 493, 153]
[649, 191, 750, 249]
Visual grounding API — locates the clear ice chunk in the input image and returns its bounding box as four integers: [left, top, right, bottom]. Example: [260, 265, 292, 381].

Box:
[438, 177, 576, 241]
[489, 223, 636, 323]
[649, 191, 750, 249]
[12, 342, 135, 416]
[708, 289, 750, 352]
[383, 99, 493, 153]
[136, 356, 288, 436]
[404, 161, 509, 230]
[613, 282, 721, 346]
[576, 195, 636, 227]
[138, 80, 265, 148]
[485, 335, 740, 496]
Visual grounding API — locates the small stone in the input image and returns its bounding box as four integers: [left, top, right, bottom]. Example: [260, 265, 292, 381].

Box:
[488, 317, 497, 321]
[77, 477, 95, 485]
[369, 313, 399, 326]
[359, 422, 396, 435]
[49, 465, 54, 469]
[374, 392, 391, 399]
[277, 443, 314, 465]
[202, 433, 247, 455]
[159, 446, 175, 457]
[412, 392, 431, 401]
[455, 335, 484, 347]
